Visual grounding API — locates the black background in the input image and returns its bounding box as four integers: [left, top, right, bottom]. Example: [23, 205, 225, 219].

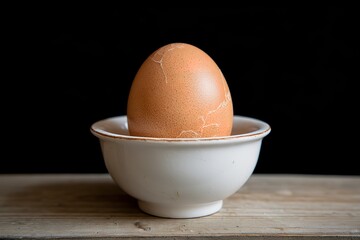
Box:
[4, 6, 359, 175]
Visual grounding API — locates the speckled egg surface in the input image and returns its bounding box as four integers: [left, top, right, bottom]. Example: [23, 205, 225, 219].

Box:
[127, 43, 233, 138]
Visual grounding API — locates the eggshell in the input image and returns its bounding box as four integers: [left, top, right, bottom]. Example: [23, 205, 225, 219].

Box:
[127, 42, 233, 138]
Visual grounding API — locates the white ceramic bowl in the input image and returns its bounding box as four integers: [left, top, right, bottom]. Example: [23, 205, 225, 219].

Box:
[90, 115, 270, 218]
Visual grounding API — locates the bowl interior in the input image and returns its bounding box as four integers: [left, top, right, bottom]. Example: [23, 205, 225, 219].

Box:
[91, 115, 270, 142]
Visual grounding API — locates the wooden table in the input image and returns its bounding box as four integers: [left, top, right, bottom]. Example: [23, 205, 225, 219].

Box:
[0, 174, 359, 239]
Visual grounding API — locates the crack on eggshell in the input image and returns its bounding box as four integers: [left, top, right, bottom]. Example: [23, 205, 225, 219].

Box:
[151, 43, 184, 84]
[177, 90, 231, 138]
[175, 130, 201, 138]
[176, 69, 232, 138]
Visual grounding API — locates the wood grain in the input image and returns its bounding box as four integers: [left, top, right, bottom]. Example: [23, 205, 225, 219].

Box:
[0, 174, 359, 239]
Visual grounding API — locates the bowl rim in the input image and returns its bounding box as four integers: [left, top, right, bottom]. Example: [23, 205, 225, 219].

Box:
[90, 115, 271, 144]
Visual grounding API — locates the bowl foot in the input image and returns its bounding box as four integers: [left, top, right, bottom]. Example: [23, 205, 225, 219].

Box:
[138, 200, 223, 218]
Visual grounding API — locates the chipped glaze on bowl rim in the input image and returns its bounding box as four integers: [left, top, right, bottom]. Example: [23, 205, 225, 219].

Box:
[91, 115, 271, 144]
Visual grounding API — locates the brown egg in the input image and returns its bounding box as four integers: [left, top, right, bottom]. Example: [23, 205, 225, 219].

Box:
[127, 43, 233, 138]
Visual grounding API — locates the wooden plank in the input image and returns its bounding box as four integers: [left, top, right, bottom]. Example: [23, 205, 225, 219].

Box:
[0, 174, 359, 239]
